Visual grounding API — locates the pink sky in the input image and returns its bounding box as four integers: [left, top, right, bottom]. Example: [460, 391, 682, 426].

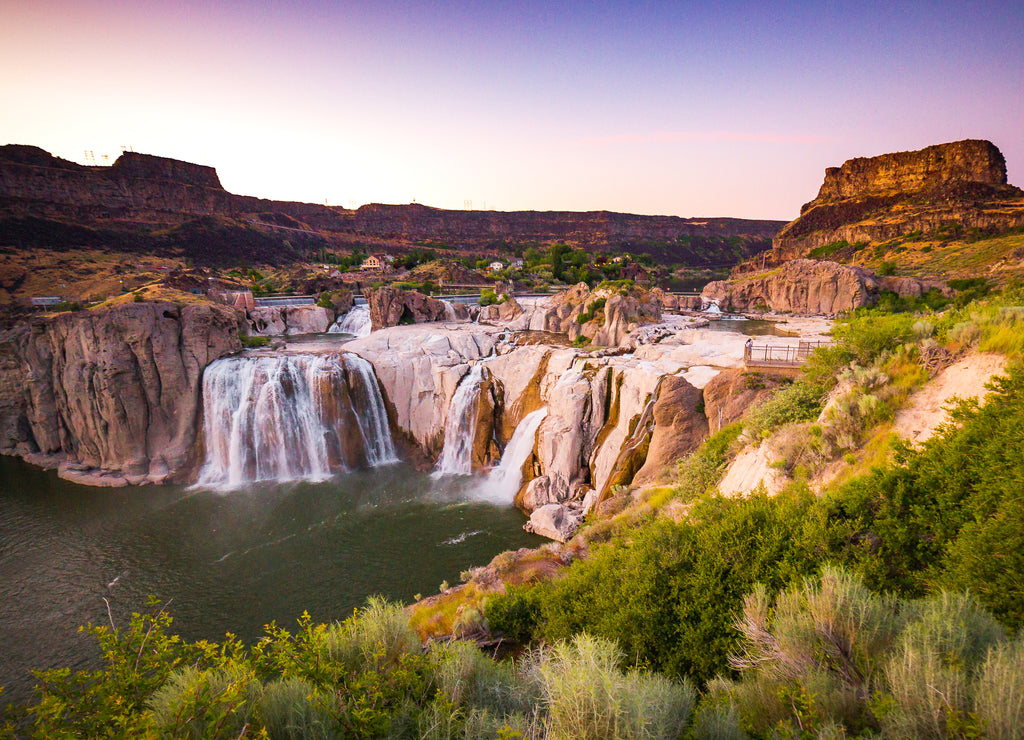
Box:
[2, 0, 1021, 220]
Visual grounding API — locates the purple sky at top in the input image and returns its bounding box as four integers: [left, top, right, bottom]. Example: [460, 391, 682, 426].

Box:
[2, 0, 1022, 220]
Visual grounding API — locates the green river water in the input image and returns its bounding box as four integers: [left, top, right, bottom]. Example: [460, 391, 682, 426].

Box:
[0, 456, 541, 704]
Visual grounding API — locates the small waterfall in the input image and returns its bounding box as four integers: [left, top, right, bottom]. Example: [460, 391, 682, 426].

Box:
[328, 306, 371, 337]
[702, 300, 722, 315]
[478, 407, 548, 503]
[196, 353, 396, 489]
[344, 354, 398, 466]
[433, 365, 486, 477]
[442, 300, 457, 321]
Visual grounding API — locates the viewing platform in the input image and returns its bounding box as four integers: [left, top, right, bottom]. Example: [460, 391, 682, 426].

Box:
[744, 340, 829, 376]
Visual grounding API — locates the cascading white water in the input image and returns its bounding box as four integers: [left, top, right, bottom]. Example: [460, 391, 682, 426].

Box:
[328, 305, 372, 337]
[702, 301, 722, 314]
[433, 365, 486, 477]
[478, 407, 548, 503]
[196, 353, 396, 489]
[344, 354, 398, 466]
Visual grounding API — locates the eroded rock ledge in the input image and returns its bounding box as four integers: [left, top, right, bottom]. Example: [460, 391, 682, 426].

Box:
[702, 259, 945, 314]
[0, 301, 242, 485]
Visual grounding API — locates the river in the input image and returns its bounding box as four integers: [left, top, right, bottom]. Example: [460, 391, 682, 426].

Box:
[0, 456, 540, 704]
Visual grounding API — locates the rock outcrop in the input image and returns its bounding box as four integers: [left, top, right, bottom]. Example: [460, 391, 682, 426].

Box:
[0, 301, 243, 485]
[250, 305, 332, 335]
[771, 140, 1024, 261]
[347, 322, 718, 522]
[702, 368, 790, 434]
[523, 283, 662, 347]
[364, 287, 451, 331]
[701, 259, 938, 314]
[631, 375, 708, 485]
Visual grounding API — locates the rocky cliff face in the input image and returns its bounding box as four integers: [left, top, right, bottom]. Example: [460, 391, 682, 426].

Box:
[351, 202, 783, 255]
[346, 324, 715, 532]
[771, 140, 1024, 261]
[814, 140, 1007, 201]
[1, 145, 782, 268]
[702, 259, 942, 314]
[0, 301, 242, 485]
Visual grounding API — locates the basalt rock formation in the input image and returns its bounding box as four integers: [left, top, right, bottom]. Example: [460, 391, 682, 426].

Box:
[1, 144, 783, 268]
[522, 283, 662, 347]
[771, 140, 1024, 261]
[0, 301, 243, 485]
[702, 259, 940, 314]
[364, 286, 452, 331]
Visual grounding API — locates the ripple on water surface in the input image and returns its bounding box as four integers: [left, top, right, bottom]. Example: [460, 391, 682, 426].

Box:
[0, 457, 541, 704]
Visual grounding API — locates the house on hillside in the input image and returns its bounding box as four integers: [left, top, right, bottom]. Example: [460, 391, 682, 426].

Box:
[361, 254, 392, 271]
[487, 261, 505, 272]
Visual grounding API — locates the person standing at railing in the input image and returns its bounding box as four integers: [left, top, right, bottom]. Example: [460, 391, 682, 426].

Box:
[744, 337, 753, 361]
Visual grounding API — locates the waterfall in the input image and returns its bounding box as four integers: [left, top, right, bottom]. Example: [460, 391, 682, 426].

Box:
[478, 407, 548, 503]
[196, 353, 396, 489]
[442, 300, 457, 322]
[433, 365, 486, 477]
[328, 306, 371, 337]
[702, 300, 722, 314]
[344, 354, 398, 466]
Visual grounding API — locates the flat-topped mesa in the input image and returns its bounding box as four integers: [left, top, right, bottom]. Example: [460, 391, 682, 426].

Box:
[109, 152, 224, 190]
[811, 139, 1007, 205]
[770, 139, 1024, 263]
[0, 144, 232, 217]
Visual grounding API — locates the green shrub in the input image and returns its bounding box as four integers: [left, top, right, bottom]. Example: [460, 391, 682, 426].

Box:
[881, 592, 1005, 739]
[258, 676, 336, 740]
[539, 634, 695, 739]
[743, 379, 825, 438]
[808, 240, 851, 259]
[671, 422, 742, 502]
[239, 333, 269, 348]
[973, 634, 1024, 740]
[819, 366, 1024, 625]
[490, 489, 817, 685]
[147, 666, 259, 740]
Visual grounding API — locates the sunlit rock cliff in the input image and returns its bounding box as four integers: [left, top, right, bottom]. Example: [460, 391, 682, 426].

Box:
[770, 139, 1024, 261]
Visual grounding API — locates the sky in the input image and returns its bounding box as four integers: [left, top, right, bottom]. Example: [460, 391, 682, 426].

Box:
[2, 0, 1022, 221]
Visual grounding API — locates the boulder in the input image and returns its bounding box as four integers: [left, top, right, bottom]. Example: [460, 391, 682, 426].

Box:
[518, 475, 557, 511]
[702, 259, 876, 314]
[524, 504, 581, 542]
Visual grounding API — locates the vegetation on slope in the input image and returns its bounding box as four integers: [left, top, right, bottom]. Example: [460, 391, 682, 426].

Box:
[4, 288, 1024, 738]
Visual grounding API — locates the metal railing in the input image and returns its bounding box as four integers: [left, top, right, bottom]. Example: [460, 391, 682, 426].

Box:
[744, 340, 829, 366]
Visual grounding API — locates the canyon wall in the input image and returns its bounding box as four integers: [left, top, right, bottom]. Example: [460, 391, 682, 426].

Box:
[0, 145, 783, 265]
[0, 301, 242, 485]
[771, 140, 1024, 261]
